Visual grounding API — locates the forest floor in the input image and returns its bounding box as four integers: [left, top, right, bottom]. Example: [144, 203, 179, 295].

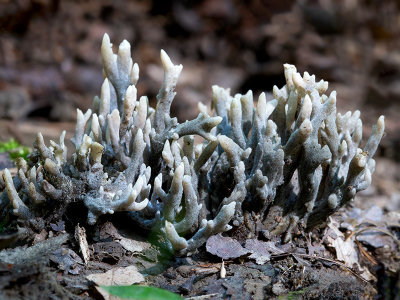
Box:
[0, 121, 399, 300]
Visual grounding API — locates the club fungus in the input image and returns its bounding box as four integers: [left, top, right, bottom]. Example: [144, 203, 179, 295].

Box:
[0, 34, 384, 255]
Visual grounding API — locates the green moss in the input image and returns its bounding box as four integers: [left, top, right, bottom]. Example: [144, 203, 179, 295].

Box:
[278, 288, 307, 300]
[0, 138, 30, 161]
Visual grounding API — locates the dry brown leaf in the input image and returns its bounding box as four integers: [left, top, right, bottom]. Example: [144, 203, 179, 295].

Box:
[100, 222, 150, 253]
[326, 218, 375, 281]
[50, 247, 84, 275]
[244, 239, 284, 265]
[86, 265, 145, 300]
[206, 234, 249, 260]
[118, 236, 150, 253]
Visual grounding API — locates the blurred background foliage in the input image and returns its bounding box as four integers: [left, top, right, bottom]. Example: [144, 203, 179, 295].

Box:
[0, 138, 30, 160]
[0, 0, 399, 159]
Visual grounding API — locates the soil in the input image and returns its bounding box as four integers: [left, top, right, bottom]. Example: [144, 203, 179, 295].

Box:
[0, 217, 382, 300]
[146, 253, 376, 299]
[0, 153, 398, 299]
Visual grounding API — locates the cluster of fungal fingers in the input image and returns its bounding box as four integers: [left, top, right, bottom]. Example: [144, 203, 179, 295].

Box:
[0, 34, 385, 255]
[207, 66, 385, 244]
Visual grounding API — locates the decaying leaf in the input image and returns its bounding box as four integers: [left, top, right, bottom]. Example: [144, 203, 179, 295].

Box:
[100, 222, 151, 253]
[386, 211, 400, 228]
[340, 205, 398, 249]
[50, 221, 65, 232]
[206, 234, 249, 260]
[244, 239, 284, 265]
[86, 265, 145, 300]
[50, 247, 84, 275]
[86, 265, 145, 286]
[357, 230, 391, 248]
[341, 205, 383, 231]
[118, 236, 150, 253]
[325, 218, 375, 281]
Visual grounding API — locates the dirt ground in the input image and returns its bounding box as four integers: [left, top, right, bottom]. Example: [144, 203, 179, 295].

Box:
[0, 127, 399, 299]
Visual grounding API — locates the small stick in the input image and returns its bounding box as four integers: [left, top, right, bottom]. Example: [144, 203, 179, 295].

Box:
[355, 240, 378, 265]
[270, 252, 369, 283]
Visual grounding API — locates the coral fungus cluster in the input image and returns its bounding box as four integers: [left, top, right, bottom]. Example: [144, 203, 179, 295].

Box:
[0, 34, 384, 255]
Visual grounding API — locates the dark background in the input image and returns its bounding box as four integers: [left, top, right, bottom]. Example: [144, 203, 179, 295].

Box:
[0, 0, 400, 159]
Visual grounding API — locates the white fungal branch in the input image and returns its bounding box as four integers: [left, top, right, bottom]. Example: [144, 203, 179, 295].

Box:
[154, 50, 183, 134]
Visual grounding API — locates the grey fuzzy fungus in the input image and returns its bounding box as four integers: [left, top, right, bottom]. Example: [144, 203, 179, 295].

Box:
[0, 35, 385, 255]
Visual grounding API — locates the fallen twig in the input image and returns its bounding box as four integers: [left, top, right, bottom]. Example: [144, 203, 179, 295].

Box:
[346, 225, 400, 247]
[270, 252, 370, 283]
[186, 293, 220, 299]
[355, 240, 378, 265]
